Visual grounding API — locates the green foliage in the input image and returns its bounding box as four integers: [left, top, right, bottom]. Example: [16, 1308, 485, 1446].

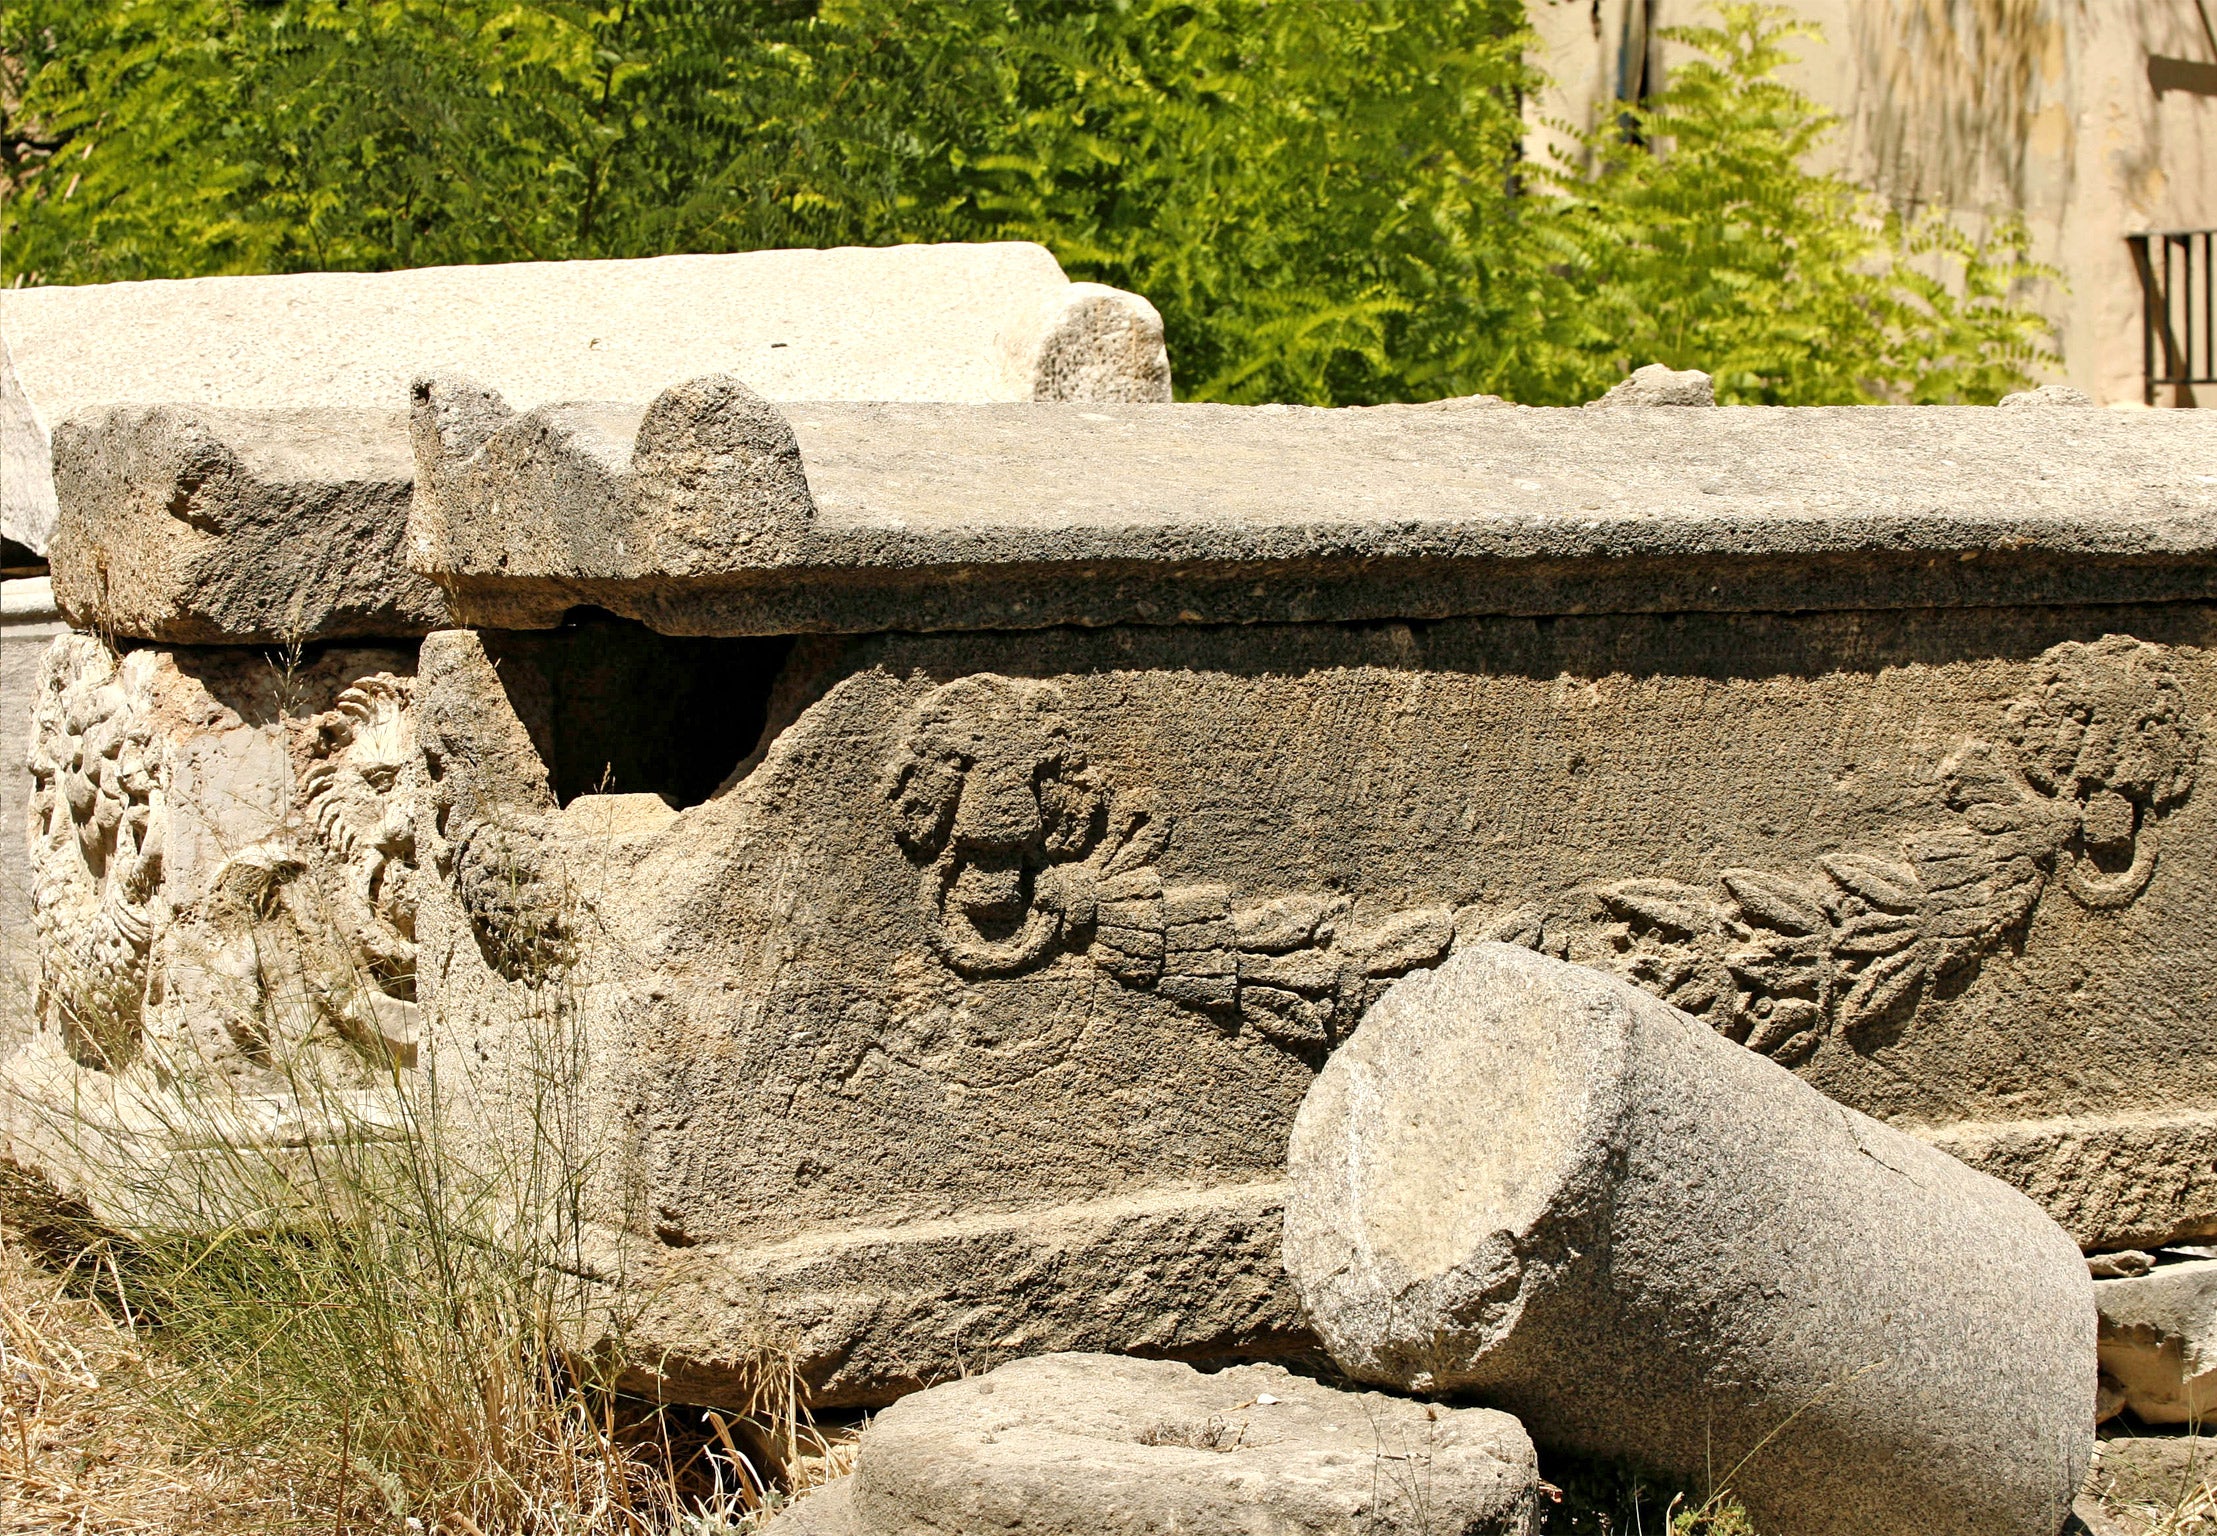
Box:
[807, 0, 1537, 403]
[2, 0, 2054, 404]
[1513, 5, 2055, 403]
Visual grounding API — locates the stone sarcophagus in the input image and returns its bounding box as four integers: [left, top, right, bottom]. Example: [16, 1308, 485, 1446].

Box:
[12, 375, 2216, 1408]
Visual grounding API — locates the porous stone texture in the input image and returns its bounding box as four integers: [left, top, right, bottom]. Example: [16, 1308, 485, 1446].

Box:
[1283, 942, 2094, 1536]
[1924, 1112, 2217, 1253]
[1585, 363, 1716, 407]
[2097, 1260, 2217, 1425]
[1, 244, 1173, 557]
[2002, 385, 2098, 409]
[49, 405, 440, 643]
[2, 578, 65, 999]
[377, 601, 2210, 1411]
[407, 376, 2217, 633]
[1005, 283, 1174, 404]
[766, 1354, 1538, 1536]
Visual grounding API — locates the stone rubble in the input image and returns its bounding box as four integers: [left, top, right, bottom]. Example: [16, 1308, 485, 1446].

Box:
[1584, 362, 1716, 407]
[2096, 1257, 2217, 1425]
[766, 1353, 1539, 1536]
[1283, 942, 2095, 1536]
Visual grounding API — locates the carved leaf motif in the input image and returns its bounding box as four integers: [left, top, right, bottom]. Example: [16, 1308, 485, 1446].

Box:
[1720, 868, 1829, 936]
[1597, 879, 1718, 937]
[1833, 910, 1920, 956]
[1100, 791, 1171, 877]
[1840, 944, 1929, 1032]
[1723, 932, 1824, 995]
[1820, 853, 1922, 911]
[1745, 998, 1825, 1059]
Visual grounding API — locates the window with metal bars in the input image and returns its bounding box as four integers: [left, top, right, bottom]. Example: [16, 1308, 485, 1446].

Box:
[2129, 231, 2215, 407]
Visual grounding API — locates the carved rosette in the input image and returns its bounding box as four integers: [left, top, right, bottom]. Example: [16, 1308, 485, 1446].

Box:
[886, 637, 2202, 1067]
[25, 635, 167, 1067]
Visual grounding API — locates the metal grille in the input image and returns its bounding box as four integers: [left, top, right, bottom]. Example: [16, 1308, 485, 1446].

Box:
[2129, 230, 2217, 406]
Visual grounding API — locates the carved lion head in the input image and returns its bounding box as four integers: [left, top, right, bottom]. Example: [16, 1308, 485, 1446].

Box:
[883, 676, 1110, 974]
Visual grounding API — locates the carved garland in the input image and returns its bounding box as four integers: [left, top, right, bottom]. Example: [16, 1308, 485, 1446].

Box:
[885, 637, 2202, 1065]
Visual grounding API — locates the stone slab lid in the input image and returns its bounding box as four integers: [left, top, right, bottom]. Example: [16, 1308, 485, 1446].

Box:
[408, 374, 2217, 635]
[50, 404, 443, 644]
[0, 243, 1172, 556]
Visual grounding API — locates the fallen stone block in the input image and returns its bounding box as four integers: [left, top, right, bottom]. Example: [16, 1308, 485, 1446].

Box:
[2096, 1259, 2217, 1425]
[765, 1353, 1538, 1536]
[49, 405, 441, 643]
[1284, 942, 2094, 1536]
[0, 243, 1171, 556]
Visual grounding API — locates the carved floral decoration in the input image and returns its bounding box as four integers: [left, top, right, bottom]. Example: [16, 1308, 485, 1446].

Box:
[25, 635, 166, 1066]
[1494, 635, 2203, 1064]
[885, 676, 1467, 1055]
[887, 637, 2202, 1066]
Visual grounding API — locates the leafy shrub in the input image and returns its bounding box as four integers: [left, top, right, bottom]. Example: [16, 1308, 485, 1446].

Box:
[1, 2, 2053, 404]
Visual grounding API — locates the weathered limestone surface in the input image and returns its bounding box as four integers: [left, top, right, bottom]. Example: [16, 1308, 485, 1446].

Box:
[1925, 1112, 2217, 1253]
[408, 375, 2217, 633]
[2096, 1259, 2217, 1425]
[768, 1354, 1538, 1536]
[2, 578, 66, 996]
[50, 406, 441, 643]
[16, 391, 2217, 1423]
[1, 244, 1171, 556]
[381, 591, 2212, 1408]
[16, 633, 420, 1085]
[1283, 943, 2092, 1536]
[2, 340, 58, 553]
[1585, 362, 1716, 407]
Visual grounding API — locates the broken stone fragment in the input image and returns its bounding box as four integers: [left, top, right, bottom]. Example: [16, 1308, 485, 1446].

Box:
[1585, 363, 1716, 407]
[765, 1353, 1539, 1536]
[1284, 942, 2094, 1536]
[48, 404, 443, 643]
[2089, 1249, 2155, 1279]
[1999, 385, 2096, 408]
[2096, 1258, 2217, 1425]
[1005, 282, 1174, 404]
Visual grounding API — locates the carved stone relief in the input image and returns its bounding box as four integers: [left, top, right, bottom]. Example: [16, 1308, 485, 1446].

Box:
[25, 634, 165, 1067]
[24, 634, 423, 1081]
[886, 637, 2202, 1066]
[886, 676, 1476, 1054]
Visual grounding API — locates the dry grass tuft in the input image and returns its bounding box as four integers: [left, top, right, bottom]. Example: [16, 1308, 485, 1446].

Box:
[2078, 1433, 2217, 1536]
[0, 1232, 241, 1534]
